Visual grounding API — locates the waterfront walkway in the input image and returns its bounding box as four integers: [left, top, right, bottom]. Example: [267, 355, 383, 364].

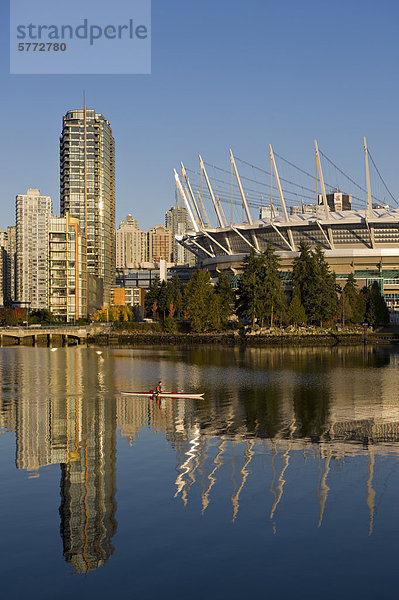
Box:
[0, 326, 88, 346]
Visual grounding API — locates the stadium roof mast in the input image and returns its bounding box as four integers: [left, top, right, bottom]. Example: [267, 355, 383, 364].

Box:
[269, 144, 289, 222]
[199, 155, 225, 228]
[229, 149, 253, 225]
[269, 144, 296, 251]
[364, 137, 373, 217]
[181, 162, 204, 227]
[173, 169, 200, 233]
[314, 140, 330, 221]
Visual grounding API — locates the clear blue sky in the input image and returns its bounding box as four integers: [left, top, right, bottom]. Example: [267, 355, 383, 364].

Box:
[1, 0, 398, 230]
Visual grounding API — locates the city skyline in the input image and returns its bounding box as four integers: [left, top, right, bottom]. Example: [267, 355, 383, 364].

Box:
[1, 0, 399, 232]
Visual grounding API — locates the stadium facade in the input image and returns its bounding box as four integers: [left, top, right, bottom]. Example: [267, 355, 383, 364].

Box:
[174, 141, 399, 322]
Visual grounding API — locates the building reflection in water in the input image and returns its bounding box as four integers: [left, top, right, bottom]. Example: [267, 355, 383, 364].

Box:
[116, 345, 399, 535]
[10, 348, 117, 573]
[5, 342, 399, 573]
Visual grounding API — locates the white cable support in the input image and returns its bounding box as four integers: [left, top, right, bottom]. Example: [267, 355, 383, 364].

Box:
[367, 149, 398, 207]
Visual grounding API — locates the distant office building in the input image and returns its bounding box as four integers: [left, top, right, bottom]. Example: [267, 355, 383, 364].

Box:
[0, 249, 6, 307]
[6, 226, 16, 303]
[49, 214, 87, 321]
[113, 286, 143, 307]
[0, 230, 8, 307]
[259, 206, 280, 220]
[116, 264, 194, 290]
[116, 215, 147, 268]
[165, 206, 196, 264]
[317, 190, 352, 212]
[0, 226, 16, 306]
[290, 203, 317, 216]
[116, 267, 169, 290]
[16, 189, 52, 311]
[148, 225, 173, 262]
[119, 214, 138, 230]
[60, 107, 116, 306]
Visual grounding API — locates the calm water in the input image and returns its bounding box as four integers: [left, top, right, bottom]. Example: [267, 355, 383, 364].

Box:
[1, 345, 399, 599]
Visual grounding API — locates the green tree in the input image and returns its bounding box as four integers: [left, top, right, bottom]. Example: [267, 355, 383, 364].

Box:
[236, 248, 260, 327]
[167, 274, 183, 319]
[163, 315, 177, 332]
[292, 243, 337, 326]
[286, 293, 306, 327]
[341, 273, 365, 325]
[363, 281, 390, 326]
[184, 269, 217, 332]
[312, 246, 337, 325]
[158, 281, 169, 320]
[215, 270, 234, 325]
[292, 241, 315, 320]
[145, 276, 161, 319]
[257, 245, 286, 327]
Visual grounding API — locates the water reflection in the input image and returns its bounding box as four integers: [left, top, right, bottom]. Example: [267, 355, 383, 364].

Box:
[115, 345, 399, 533]
[2, 344, 399, 577]
[1, 348, 117, 573]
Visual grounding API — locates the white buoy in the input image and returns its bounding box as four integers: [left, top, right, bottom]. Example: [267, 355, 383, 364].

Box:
[96, 350, 102, 355]
[51, 347, 57, 352]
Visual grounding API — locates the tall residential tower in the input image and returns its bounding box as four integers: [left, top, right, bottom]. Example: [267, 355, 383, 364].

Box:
[16, 188, 52, 310]
[60, 108, 115, 306]
[165, 205, 195, 265]
[116, 215, 148, 268]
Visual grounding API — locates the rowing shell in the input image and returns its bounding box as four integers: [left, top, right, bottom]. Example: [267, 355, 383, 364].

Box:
[120, 391, 204, 399]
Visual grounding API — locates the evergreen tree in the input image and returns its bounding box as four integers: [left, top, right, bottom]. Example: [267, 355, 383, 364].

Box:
[215, 270, 234, 324]
[292, 243, 337, 325]
[158, 281, 169, 320]
[236, 249, 260, 327]
[167, 274, 183, 319]
[257, 245, 286, 327]
[184, 269, 216, 332]
[145, 276, 161, 319]
[292, 241, 315, 320]
[363, 281, 390, 326]
[286, 293, 306, 327]
[342, 273, 365, 325]
[312, 246, 337, 325]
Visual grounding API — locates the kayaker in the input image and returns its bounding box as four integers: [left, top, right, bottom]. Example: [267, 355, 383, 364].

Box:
[155, 381, 162, 395]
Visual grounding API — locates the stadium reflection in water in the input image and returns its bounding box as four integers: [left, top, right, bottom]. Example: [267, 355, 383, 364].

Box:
[2, 344, 399, 577]
[115, 345, 399, 535]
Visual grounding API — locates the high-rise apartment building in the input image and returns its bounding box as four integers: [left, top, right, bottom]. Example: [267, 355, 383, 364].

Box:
[60, 107, 115, 306]
[16, 189, 52, 310]
[49, 215, 87, 321]
[6, 226, 16, 303]
[0, 226, 17, 307]
[165, 206, 187, 263]
[0, 230, 8, 306]
[116, 215, 147, 268]
[148, 225, 173, 263]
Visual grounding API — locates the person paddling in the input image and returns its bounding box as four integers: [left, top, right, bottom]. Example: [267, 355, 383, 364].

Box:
[155, 381, 162, 395]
